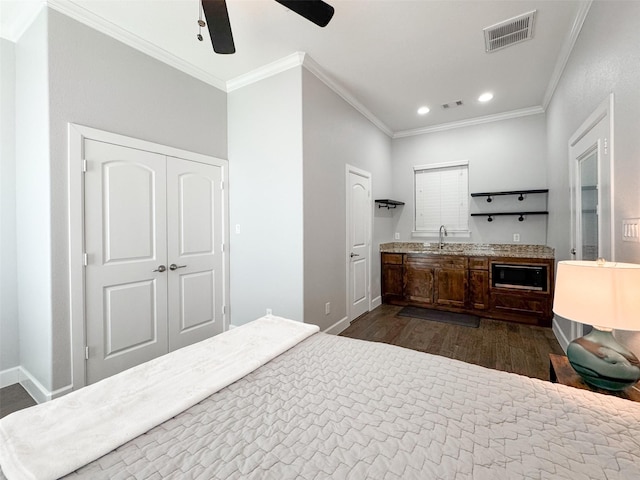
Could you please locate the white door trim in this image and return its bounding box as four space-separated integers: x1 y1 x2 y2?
345 164 372 323
68 123 229 390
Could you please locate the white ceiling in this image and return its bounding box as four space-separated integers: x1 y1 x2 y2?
0 0 590 136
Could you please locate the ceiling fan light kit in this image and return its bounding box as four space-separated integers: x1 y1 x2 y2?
200 0 335 55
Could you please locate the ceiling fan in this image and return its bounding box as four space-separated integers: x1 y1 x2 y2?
200 0 335 54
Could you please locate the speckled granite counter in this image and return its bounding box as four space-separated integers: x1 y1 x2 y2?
380 242 554 259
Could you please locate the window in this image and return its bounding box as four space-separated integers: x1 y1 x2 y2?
414 161 469 236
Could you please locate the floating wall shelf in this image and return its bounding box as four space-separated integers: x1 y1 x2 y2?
375 199 405 209
470 189 549 222
471 211 549 222
470 189 549 203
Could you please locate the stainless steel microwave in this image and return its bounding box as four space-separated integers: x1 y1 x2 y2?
491 263 547 291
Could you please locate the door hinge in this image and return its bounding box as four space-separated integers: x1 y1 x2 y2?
85 346 89 360
604 138 609 155
222 305 226 315
83 253 88 266
221 243 225 252
220 181 224 190
82 159 87 173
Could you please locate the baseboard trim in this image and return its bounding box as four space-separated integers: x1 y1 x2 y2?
552 317 570 353
371 295 382 310
0 367 20 389
16 367 73 404
323 316 350 335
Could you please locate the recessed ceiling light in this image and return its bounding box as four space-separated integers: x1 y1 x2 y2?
417 106 430 115
478 92 494 102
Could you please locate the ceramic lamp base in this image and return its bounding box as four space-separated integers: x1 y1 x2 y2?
567 327 640 391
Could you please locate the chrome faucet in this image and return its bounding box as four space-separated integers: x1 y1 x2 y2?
439 225 448 249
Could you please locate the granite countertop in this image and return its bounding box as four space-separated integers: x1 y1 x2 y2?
380 242 555 259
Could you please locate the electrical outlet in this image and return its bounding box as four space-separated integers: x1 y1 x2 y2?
266 308 272 316
325 302 331 315
513 233 520 242
623 218 640 242
394 232 400 240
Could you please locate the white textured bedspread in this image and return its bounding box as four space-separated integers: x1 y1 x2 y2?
0 316 318 480
59 333 640 480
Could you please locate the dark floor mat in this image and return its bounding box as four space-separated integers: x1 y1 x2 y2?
397 306 480 328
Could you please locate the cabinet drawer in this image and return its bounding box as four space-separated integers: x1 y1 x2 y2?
468 257 488 270
406 255 467 269
382 253 404 265
490 292 546 315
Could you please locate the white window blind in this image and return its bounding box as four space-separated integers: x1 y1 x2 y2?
414 162 469 233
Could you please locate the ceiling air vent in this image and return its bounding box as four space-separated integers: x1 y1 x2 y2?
442 100 464 109
483 10 536 53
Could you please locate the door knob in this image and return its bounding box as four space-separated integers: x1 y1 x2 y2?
350 252 360 258
153 265 167 272
169 264 187 271
570 248 576 255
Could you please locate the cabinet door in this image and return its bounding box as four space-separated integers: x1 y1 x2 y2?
434 268 468 308
382 264 404 299
469 270 489 310
404 261 435 305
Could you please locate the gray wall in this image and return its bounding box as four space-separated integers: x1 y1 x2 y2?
11 8 228 393
228 68 305 326
546 0 640 353
391 114 548 245
0 38 19 377
15 10 53 393
302 68 393 332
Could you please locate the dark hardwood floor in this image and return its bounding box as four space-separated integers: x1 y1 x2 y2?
340 304 565 381
0 383 37 419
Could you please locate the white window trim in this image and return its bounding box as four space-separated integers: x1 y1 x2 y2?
412 160 470 238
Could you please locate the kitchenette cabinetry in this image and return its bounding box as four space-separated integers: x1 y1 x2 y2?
381 245 554 327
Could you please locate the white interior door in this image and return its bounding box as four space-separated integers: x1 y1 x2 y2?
569 96 613 263
347 167 371 321
84 140 168 384
167 157 224 350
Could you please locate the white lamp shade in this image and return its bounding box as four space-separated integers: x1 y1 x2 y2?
553 260 640 331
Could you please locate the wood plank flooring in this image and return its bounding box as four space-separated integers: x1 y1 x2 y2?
0 384 36 419
340 304 565 381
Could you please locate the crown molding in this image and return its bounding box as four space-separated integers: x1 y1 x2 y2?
542 0 592 109
301 54 394 137
226 52 305 92
45 0 226 91
0 1 45 42
393 106 545 139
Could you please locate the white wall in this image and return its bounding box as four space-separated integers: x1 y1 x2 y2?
15 10 53 395
8 8 228 396
391 114 548 245
546 1 640 353
302 68 393 332
228 68 305 326
0 38 19 382
46 9 227 391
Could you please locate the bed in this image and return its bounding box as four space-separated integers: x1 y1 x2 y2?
1 316 640 480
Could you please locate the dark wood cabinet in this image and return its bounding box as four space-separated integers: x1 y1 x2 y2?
404 256 436 305
381 253 405 303
381 252 553 327
433 257 468 308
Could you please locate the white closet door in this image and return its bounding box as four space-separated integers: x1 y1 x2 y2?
84 140 168 384
167 157 224 350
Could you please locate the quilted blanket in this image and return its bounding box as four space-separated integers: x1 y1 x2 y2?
3 332 640 479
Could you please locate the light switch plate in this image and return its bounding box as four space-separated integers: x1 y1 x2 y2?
622 218 640 242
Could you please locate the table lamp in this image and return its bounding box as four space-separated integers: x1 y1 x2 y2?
553 259 640 391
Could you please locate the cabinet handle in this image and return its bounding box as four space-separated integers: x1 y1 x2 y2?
169 264 187 271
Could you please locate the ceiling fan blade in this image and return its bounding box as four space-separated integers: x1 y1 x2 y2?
201 0 235 54
274 0 335 28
